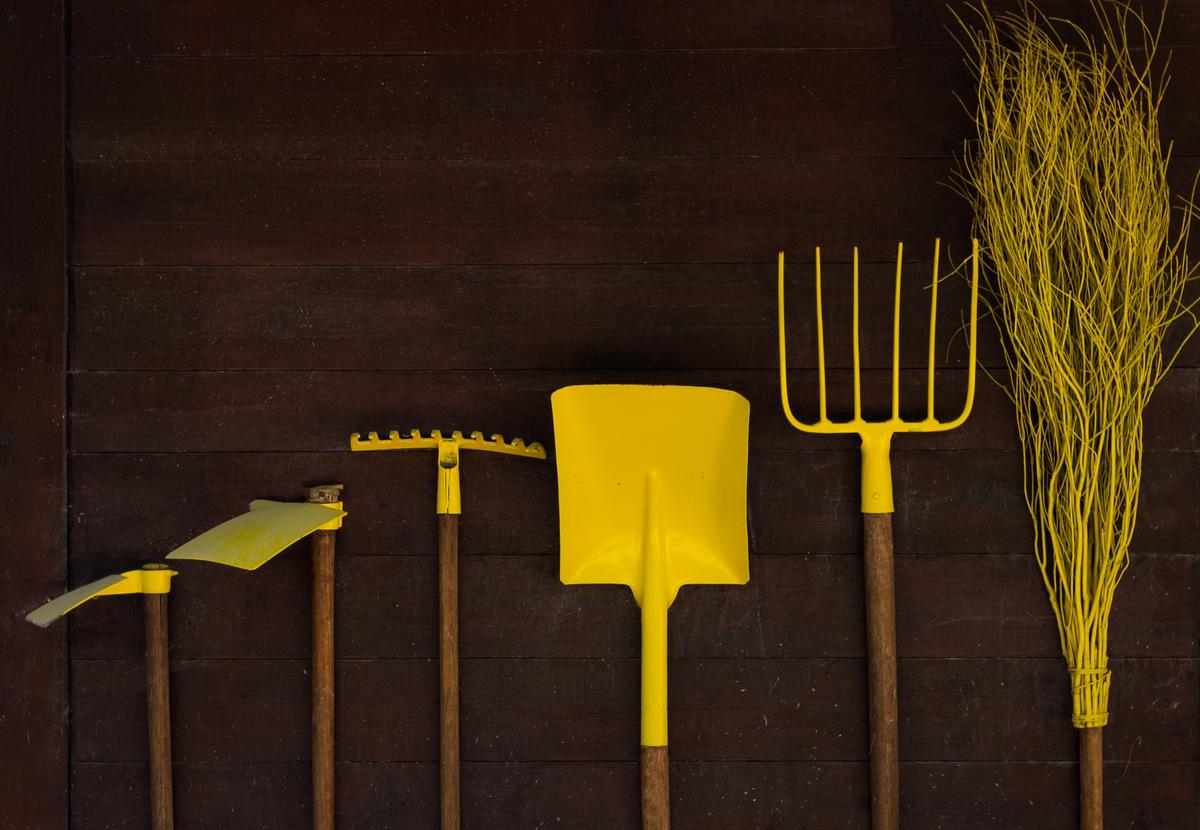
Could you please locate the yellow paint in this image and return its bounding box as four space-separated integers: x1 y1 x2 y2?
317 501 345 530
778 239 980 513
165 500 348 570
26 565 178 628
350 428 546 515
552 385 750 747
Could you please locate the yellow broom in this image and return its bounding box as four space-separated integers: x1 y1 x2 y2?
953 2 1197 827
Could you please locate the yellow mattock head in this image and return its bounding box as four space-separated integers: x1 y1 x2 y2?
778 239 981 512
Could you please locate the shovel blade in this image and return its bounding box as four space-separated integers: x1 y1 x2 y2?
552 385 750 605
165 500 345 570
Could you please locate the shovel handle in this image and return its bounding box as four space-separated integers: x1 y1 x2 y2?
1080 727 1103 830
863 512 899 830
144 592 174 830
440 514 461 830
309 484 341 830
641 745 670 829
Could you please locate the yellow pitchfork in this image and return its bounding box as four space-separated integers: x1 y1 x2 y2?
777 239 979 830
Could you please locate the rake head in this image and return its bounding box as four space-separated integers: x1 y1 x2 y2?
349 428 546 514
777 238 980 511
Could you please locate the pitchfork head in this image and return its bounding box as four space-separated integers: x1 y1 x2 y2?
777 238 980 512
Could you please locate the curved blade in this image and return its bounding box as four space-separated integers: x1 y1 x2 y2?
165 501 346 571
26 573 131 627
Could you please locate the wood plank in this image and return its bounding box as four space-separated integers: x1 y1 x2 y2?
69 260 1000 371
69 51 973 161
69 656 1198 763
67 367 1200 454
66 447 1200 559
69 759 1199 829
70 48 1200 163
65 553 1199 662
0 4 68 829
71 157 971 266
70 0 892 56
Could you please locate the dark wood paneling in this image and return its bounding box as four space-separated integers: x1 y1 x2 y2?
69 759 1200 830
0 3 67 829
70 656 1197 763
70 48 1200 163
70 0 892 56
71 157 971 266
66 552 1199 662
69 51 972 161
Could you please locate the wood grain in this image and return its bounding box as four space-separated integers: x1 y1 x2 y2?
640 745 670 829
439 514 461 830
863 514 899 830
0 3 68 829
308 484 341 830
1080 726 1103 830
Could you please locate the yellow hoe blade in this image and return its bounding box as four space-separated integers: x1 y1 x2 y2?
551 384 750 749
165 500 346 571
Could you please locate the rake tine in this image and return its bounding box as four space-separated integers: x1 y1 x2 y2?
815 247 827 422
892 242 903 420
853 247 862 420
928 238 941 421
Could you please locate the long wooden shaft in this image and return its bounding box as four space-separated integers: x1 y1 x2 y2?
1080 727 1103 830
863 513 900 830
311 528 336 830
641 745 670 829
440 514 461 830
144 592 174 830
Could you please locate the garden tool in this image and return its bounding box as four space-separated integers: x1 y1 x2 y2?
166 490 345 830
349 428 545 830
777 239 979 830
27 564 179 830
551 385 750 830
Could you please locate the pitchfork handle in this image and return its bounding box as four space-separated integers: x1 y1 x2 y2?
144 592 174 830
864 513 900 830
641 745 670 829
440 514 461 830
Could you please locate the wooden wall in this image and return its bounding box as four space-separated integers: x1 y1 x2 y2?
13 0 1200 826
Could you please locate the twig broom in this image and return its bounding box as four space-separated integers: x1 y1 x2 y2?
952 2 1197 827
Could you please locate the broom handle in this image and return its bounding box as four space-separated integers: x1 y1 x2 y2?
1080 727 1103 829
440 514 461 830
144 592 174 830
863 513 900 830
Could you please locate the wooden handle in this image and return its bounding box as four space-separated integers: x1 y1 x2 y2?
440 514 461 830
1080 726 1103 830
311 529 336 830
863 512 900 830
144 593 174 830
640 745 670 830
309 484 341 830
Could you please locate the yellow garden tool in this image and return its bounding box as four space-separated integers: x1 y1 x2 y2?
551 385 750 830
777 239 979 830
349 428 545 830
28 564 179 830
165 490 345 830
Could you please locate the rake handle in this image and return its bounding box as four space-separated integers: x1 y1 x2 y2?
863 513 900 830
1080 727 1103 830
440 513 461 830
144 592 174 830
641 745 670 829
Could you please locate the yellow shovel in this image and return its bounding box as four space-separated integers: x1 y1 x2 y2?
551 384 750 830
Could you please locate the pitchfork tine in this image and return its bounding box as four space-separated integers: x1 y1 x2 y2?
852 247 862 419
928 238 940 420
892 242 903 419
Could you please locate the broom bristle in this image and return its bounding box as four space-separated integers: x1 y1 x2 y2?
953 0 1199 728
